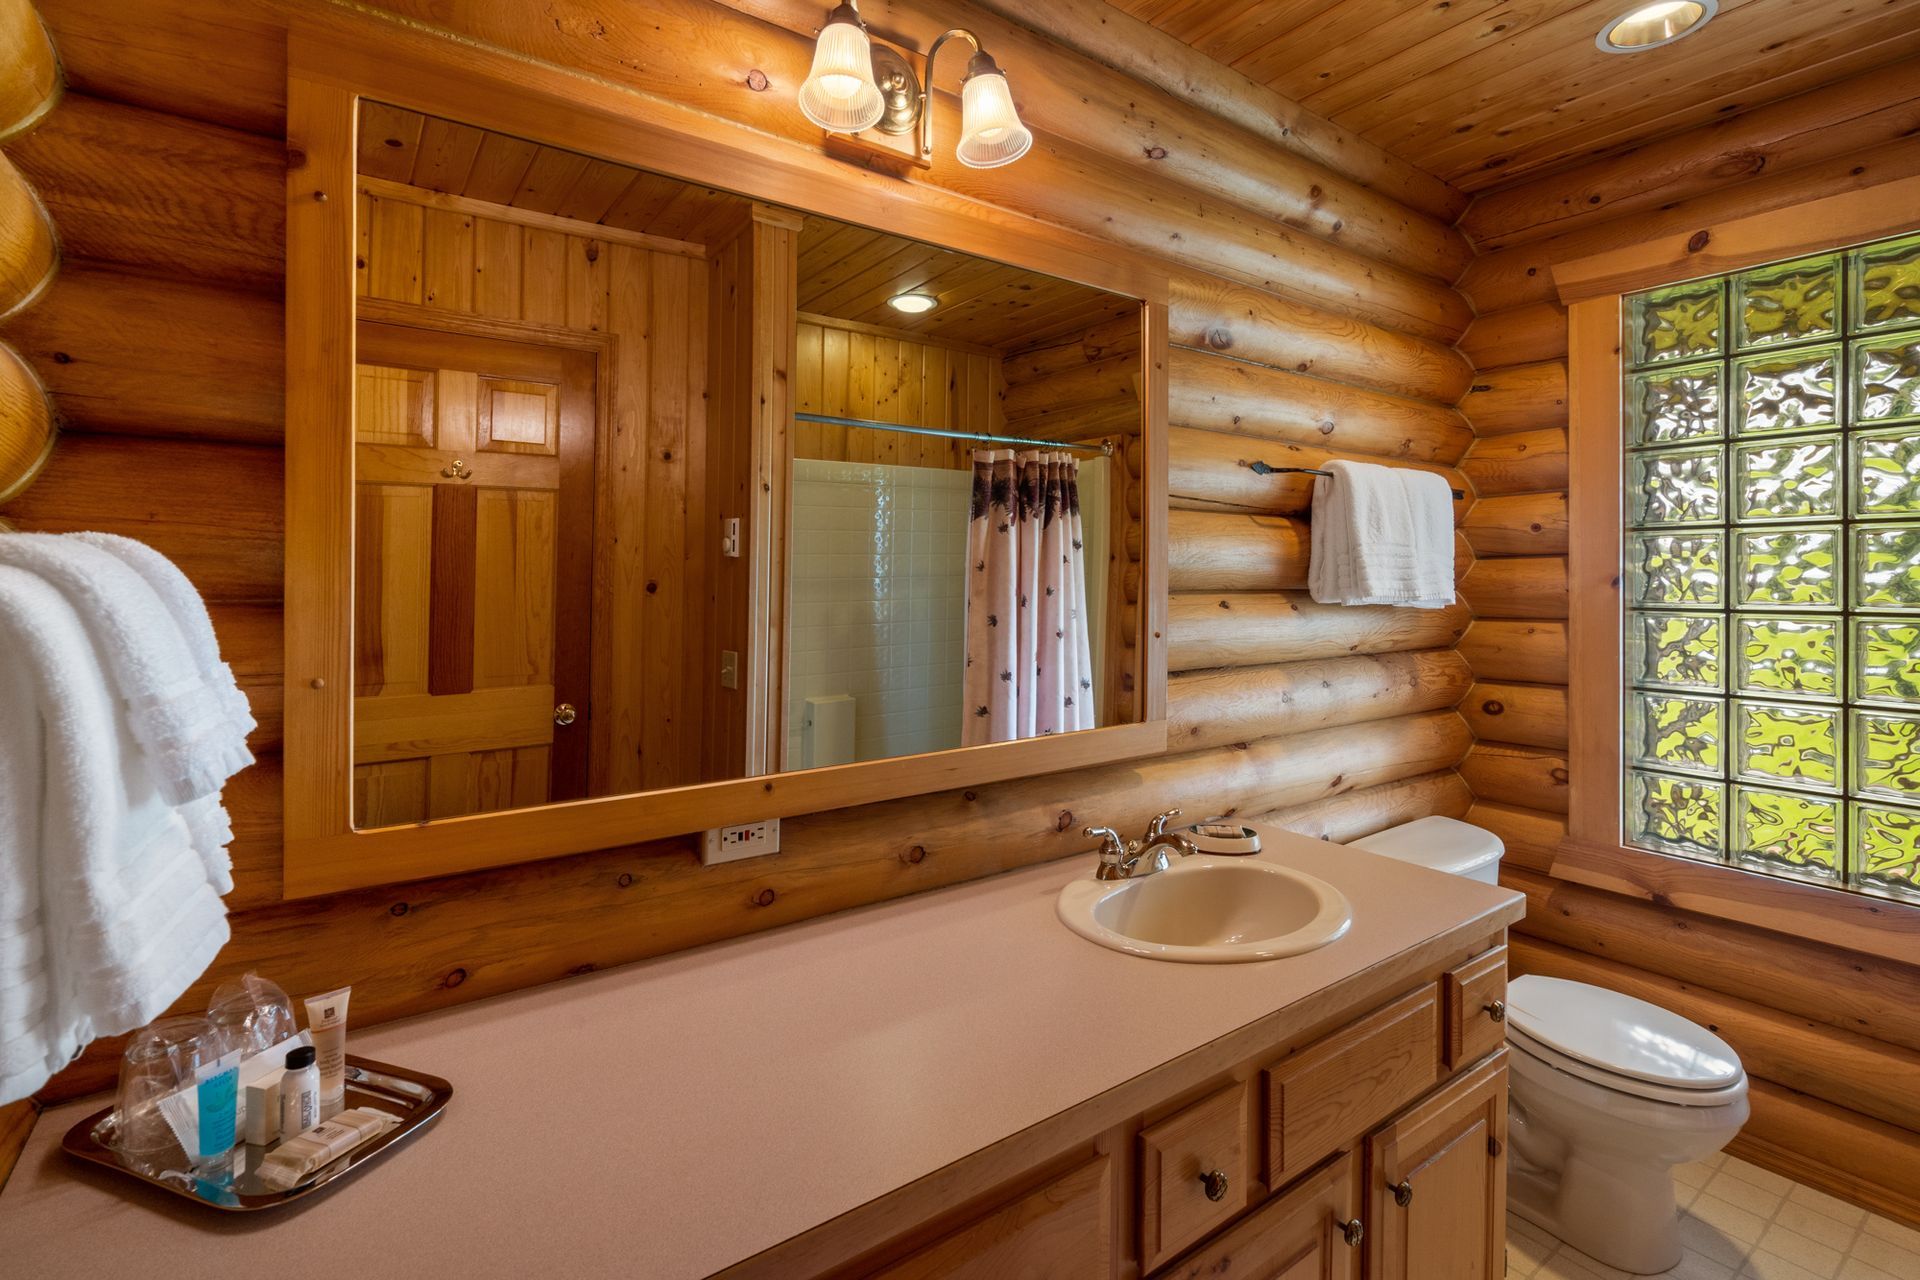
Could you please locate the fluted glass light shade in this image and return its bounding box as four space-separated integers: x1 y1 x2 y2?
798 6 884 133
955 56 1031 169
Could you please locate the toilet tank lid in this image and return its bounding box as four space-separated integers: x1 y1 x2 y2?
1507 975 1743 1091
1347 816 1503 877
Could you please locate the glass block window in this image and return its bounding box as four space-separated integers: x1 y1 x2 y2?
1623 230 1920 904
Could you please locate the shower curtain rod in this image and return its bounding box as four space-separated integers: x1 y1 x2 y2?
792 411 1115 456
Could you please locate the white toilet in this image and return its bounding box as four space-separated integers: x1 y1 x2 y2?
1348 816 1751 1276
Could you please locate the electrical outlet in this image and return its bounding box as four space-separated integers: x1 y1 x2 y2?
719 649 739 689
720 516 741 558
701 818 779 865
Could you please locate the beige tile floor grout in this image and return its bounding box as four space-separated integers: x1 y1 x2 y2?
1506 1153 1920 1280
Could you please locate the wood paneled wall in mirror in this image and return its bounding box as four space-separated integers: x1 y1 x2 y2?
281 63 1166 898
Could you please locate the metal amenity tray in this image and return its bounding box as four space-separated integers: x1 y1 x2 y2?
62 1055 452 1212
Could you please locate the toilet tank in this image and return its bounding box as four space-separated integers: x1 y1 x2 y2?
1346 816 1505 884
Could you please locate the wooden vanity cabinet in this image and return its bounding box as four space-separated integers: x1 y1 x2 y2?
742 938 1512 1280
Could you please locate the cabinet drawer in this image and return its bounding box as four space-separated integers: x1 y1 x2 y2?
870 1153 1113 1279
1445 946 1508 1070
1139 1082 1250 1271
1153 1151 1361 1280
1264 987 1440 1187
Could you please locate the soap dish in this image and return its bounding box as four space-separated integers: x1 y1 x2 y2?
1187 822 1262 855
62 1055 451 1213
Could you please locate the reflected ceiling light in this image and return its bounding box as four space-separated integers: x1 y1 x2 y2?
1596 0 1716 52
799 3 1031 169
888 292 938 314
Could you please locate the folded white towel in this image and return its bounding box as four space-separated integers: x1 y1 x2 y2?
1307 459 1455 610
0 566 230 1106
0 534 253 810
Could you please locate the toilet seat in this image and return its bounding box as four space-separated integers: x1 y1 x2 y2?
1506 975 1744 1107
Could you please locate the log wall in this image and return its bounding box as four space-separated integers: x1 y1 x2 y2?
1 0 1479 1107
1454 58 1920 1225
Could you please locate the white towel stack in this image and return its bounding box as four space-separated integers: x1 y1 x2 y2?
0 533 253 1105
1306 459 1456 610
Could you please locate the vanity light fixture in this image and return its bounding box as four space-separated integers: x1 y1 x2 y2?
1596 0 1716 52
887 292 938 314
798 2 1032 169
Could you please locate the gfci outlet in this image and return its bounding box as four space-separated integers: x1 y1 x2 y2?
701 818 779 865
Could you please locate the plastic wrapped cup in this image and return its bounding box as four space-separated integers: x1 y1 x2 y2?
110 1014 216 1156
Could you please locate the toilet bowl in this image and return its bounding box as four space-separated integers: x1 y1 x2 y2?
1346 818 1751 1275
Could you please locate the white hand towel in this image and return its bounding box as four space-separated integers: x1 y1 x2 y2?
0 566 230 1106
0 534 254 808
1307 460 1455 609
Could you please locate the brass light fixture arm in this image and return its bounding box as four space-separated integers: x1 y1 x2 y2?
918 28 981 158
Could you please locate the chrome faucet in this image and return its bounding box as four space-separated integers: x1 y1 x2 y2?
1086 809 1204 881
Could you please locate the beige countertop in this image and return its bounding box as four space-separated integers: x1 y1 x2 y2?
0 823 1522 1278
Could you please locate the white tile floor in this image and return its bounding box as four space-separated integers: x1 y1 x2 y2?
1506 1152 1920 1279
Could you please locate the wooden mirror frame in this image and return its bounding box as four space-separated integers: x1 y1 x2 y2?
282 15 1170 900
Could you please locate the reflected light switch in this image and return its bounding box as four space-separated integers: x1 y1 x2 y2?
720 650 739 689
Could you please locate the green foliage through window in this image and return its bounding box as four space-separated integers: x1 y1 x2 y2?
1624 230 1920 903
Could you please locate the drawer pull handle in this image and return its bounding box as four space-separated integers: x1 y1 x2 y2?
1340 1217 1365 1247
1199 1169 1229 1202
1485 1000 1507 1023
1391 1179 1413 1208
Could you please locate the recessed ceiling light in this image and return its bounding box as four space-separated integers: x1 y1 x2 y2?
1597 0 1716 53
888 292 937 314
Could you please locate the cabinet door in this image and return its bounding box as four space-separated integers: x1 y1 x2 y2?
869 1153 1112 1280
1155 1151 1362 1280
1364 1051 1507 1280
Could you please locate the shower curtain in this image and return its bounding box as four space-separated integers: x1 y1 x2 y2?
963 449 1096 745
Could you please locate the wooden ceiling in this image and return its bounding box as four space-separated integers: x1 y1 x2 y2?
1106 0 1920 193
355 103 1128 352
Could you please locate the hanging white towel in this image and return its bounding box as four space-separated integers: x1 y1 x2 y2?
0 565 230 1106
1307 460 1455 609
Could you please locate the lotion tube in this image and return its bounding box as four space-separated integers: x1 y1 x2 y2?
302 986 352 1104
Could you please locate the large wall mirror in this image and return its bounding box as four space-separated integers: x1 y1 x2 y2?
282 35 1167 897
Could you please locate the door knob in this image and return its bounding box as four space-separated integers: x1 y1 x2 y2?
554 703 577 726
1340 1217 1365 1247
1199 1169 1229 1202
441 458 472 480
1485 1000 1507 1023
1391 1179 1413 1207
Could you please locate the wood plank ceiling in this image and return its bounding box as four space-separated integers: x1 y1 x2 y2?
356 103 1130 352
1107 0 1920 193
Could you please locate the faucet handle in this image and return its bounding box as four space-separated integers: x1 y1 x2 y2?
1142 809 1183 843
1083 825 1129 866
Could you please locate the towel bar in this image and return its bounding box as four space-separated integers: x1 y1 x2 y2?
1247 460 1465 501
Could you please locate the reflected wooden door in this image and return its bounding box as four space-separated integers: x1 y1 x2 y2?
352 320 596 827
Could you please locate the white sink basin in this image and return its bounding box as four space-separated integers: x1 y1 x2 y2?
1056 856 1353 963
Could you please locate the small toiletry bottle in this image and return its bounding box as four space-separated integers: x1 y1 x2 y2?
280 1045 320 1141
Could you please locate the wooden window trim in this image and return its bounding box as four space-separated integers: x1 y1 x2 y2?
1555 194 1920 968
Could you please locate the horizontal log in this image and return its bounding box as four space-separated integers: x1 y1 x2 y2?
1459 743 1568 815
1460 428 1568 498
1459 136 1920 314
1460 556 1568 620
45 709 1475 1102
1163 509 1307 592
1000 354 1137 420
1471 802 1564 873
1505 866 1920 1050
1 264 283 444
1460 681 1568 750
1259 770 1475 846
221 753 287 910
1169 271 1473 406
0 151 56 320
967 0 1469 225
1460 360 1566 436
0 0 59 141
1457 302 1567 370
0 431 282 601
1733 1079 1920 1229
1461 68 1920 252
209 600 284 754
1167 591 1469 671
6 92 285 290
1001 316 1139 378
0 341 55 504
1168 347 1472 464
1512 935 1920 1138
1166 425 1470 519
1462 491 1568 557
1167 650 1472 752
1458 620 1568 685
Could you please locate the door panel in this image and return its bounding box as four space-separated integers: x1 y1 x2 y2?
353 319 596 826
1154 1150 1361 1280
1365 1051 1507 1280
